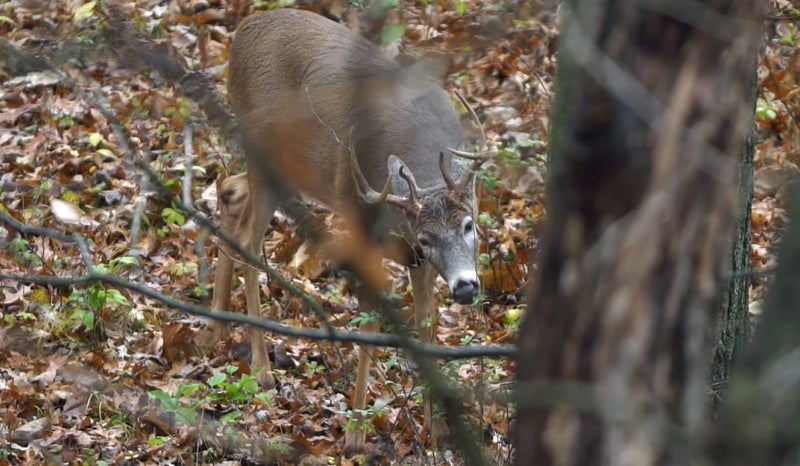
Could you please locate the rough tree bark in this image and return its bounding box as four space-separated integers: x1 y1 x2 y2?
710 97 754 412
515 1 762 465
709 184 800 464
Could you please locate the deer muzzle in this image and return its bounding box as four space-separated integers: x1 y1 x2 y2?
450 272 480 304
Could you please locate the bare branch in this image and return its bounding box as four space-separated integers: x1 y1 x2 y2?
0 211 514 359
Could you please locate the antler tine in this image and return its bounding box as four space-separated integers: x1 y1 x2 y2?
456 90 489 151
448 91 497 193
349 147 421 215
439 152 456 190
398 165 421 209
448 147 495 161
350 143 379 201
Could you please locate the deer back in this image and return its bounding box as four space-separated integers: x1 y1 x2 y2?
228 8 464 208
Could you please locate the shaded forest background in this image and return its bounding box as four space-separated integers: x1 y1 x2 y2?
0 0 798 465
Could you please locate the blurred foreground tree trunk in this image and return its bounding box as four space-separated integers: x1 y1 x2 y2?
515 1 762 465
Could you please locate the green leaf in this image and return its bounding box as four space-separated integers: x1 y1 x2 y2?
71 309 93 329
453 0 467 16
105 289 130 307
87 132 104 148
380 23 405 45
96 148 115 158
147 436 169 446
220 411 242 423
238 376 259 395
111 255 140 269
161 207 186 226
175 382 204 398
149 390 178 411
207 373 226 387
74 1 97 21
255 392 273 405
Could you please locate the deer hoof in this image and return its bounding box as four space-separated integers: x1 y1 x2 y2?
343 429 366 455
256 371 276 389
206 320 230 342
429 417 449 448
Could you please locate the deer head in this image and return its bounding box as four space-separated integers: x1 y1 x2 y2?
352 150 485 304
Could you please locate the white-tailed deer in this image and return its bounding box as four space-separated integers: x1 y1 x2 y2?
209 8 485 453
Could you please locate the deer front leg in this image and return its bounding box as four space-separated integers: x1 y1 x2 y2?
243 254 274 388
409 263 446 445
209 243 233 341
342 250 387 454
209 174 250 342
344 317 379 455
242 176 277 389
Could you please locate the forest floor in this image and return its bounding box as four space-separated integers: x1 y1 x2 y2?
0 0 796 465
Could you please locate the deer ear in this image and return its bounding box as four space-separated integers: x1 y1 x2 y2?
449 158 475 199
388 155 417 198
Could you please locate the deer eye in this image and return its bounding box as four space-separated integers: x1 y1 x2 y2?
463 218 474 234
417 235 433 248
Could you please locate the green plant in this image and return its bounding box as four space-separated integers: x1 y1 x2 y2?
170 261 197 277
4 310 36 326
254 0 296 9
303 360 326 377
147 436 172 446
31 181 51 203
206 366 270 405
384 354 405 372
505 306 524 332
161 207 185 227
53 114 76 129
483 358 509 382
779 30 797 46
478 164 500 190
109 255 140 273
756 98 778 121
73 0 99 21
460 334 476 345
60 266 131 340
380 23 405 45
149 366 273 431
8 238 43 267
268 442 291 456
350 311 381 327
343 408 380 435
149 383 204 425
325 287 344 305
478 212 497 228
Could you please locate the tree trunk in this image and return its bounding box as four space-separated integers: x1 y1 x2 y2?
515 1 762 465
709 186 800 464
709 96 755 412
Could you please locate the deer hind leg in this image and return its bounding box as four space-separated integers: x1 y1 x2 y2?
212 172 277 388
344 276 382 454
409 263 447 445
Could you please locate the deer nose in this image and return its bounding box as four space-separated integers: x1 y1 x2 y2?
453 278 479 304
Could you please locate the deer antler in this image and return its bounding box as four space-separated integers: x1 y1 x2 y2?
439 152 456 190
448 147 496 160
446 91 496 194
350 147 422 215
